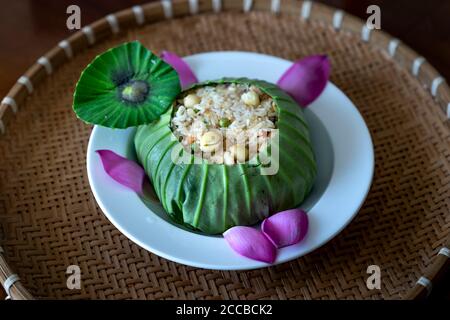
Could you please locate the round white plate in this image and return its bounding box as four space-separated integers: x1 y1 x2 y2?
87 51 374 270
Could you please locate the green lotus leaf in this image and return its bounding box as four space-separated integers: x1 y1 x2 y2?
134 78 317 234
73 41 181 129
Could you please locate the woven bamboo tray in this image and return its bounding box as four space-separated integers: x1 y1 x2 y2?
0 0 449 300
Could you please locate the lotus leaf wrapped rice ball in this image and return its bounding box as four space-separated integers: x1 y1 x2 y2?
134 78 316 234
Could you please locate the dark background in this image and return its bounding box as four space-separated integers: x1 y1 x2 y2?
0 0 448 300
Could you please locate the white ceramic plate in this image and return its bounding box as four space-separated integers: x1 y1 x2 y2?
87 51 374 270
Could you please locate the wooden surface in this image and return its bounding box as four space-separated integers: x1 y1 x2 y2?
0 0 448 300
0 0 449 98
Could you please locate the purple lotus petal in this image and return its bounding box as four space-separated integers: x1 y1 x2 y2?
161 51 198 89
277 55 330 107
223 226 276 263
261 209 309 248
96 150 145 193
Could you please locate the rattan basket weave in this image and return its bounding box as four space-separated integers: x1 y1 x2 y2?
0 0 449 300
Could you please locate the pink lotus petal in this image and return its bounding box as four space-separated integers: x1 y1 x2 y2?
96 150 145 193
161 51 198 89
223 226 276 263
277 55 330 107
261 209 309 248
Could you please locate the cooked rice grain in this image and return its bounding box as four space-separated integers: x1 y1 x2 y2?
171 83 277 164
